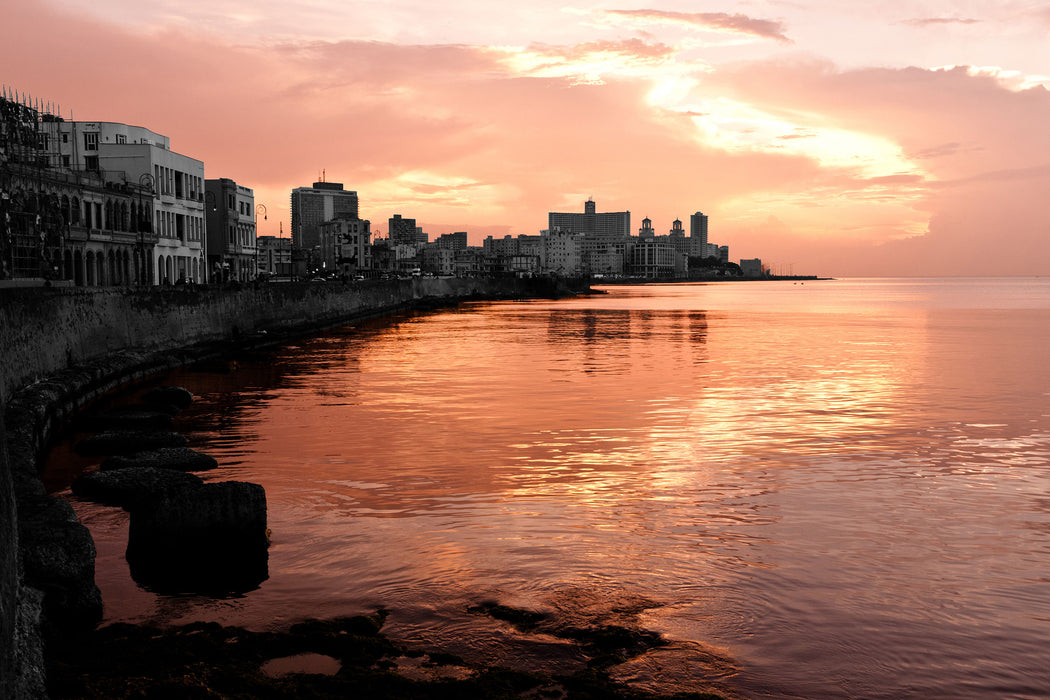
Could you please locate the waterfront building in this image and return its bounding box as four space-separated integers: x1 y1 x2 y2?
482 235 519 257
290 181 358 250
423 246 456 276
542 228 584 276
627 239 680 278
204 178 256 282
1 94 155 286
454 248 482 276
319 215 372 276
52 118 205 284
256 235 292 278
740 258 765 278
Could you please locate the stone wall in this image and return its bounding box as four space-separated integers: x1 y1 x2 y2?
0 274 583 698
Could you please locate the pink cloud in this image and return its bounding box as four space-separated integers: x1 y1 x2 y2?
604 9 792 43
702 59 1050 275
901 18 981 27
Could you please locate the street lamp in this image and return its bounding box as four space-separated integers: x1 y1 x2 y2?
138 173 154 285
255 204 266 279
204 190 218 283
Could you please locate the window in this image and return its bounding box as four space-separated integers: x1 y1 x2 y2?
85 155 99 171
62 155 70 167
116 134 126 144
84 132 98 151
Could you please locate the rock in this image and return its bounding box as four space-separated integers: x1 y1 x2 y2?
101 447 219 472
142 386 194 410
75 430 188 456
17 495 103 634
79 409 175 432
135 401 183 416
72 467 204 511
126 481 269 595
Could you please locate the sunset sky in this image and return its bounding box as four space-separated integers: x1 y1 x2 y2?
4 1 1050 276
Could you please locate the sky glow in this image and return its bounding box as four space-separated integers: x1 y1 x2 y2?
5 0 1050 275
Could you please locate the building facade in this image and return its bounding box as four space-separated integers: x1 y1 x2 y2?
690 211 709 256
388 214 427 246
256 235 292 278
205 178 256 282
290 181 358 250
2 94 158 286
319 215 372 276
54 120 206 284
548 199 631 241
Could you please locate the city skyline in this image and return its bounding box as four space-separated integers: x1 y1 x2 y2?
4 1 1049 276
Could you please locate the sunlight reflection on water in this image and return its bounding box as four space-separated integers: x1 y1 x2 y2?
54 278 1050 699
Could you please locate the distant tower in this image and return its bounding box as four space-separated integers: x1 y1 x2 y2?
639 217 655 238
669 218 684 237
690 211 709 255
290 181 358 249
584 199 596 215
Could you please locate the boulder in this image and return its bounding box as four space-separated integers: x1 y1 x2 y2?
72 467 204 511
142 386 194 410
75 430 188 456
126 481 269 595
17 495 103 634
101 447 219 473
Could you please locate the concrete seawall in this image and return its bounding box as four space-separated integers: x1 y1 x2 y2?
0 275 585 698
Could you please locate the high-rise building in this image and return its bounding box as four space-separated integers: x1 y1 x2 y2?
548 199 630 241
690 211 709 256
290 182 358 250
435 231 468 250
388 214 427 246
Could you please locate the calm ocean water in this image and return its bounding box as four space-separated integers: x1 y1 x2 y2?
56 277 1050 698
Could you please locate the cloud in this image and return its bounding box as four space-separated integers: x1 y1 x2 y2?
901 17 981 27
603 9 791 43
698 58 1050 275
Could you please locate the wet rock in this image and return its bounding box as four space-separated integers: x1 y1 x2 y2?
17 495 103 634
72 467 204 510
142 386 194 410
75 430 188 456
101 447 219 472
126 481 269 595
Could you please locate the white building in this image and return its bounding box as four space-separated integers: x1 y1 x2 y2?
55 121 206 284
542 228 583 276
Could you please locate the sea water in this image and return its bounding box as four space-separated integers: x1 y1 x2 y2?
56 277 1050 698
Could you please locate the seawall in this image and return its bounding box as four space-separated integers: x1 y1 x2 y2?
0 275 585 698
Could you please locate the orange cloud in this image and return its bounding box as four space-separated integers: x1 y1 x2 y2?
603 9 792 43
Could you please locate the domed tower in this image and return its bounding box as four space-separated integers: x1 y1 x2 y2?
639 217 655 238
